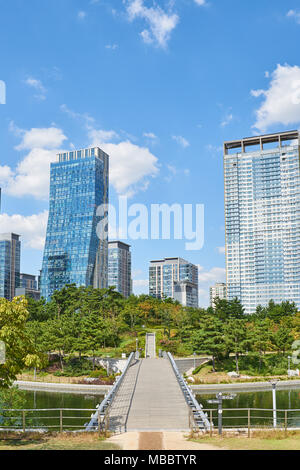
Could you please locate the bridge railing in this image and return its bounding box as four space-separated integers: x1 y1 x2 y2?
85 351 136 431
0 408 107 434
165 352 212 432
1 407 299 435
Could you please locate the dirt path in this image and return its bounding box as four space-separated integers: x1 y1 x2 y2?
107 432 223 451
138 433 164 450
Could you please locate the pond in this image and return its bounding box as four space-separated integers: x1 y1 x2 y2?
197 387 300 429
1 391 105 432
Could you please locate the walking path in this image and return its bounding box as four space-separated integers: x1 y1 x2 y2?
107 432 223 450
108 359 141 433
125 358 190 432
145 333 156 358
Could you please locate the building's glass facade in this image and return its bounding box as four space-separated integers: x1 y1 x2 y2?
108 241 132 298
149 257 198 307
15 273 40 301
0 233 20 300
224 131 300 314
41 147 109 301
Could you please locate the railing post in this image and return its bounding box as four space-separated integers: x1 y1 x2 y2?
285 410 288 436
105 411 110 435
60 409 63 433
248 409 251 438
22 411 26 433
98 408 101 437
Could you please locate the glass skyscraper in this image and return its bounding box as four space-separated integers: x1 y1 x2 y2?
108 241 132 298
41 147 109 301
149 257 199 307
0 233 20 300
224 130 300 314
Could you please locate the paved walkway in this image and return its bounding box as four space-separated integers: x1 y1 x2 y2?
125 358 190 431
108 432 223 450
108 359 141 434
145 333 156 358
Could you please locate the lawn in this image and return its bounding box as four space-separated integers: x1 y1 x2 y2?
192 430 300 450
0 432 121 451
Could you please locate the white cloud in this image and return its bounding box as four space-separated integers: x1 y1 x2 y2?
251 64 300 132
194 0 207 5
78 11 87 20
217 246 225 255
198 266 226 283
197 265 226 307
172 135 190 148
220 113 233 127
60 104 95 125
0 211 48 250
61 105 160 196
24 77 47 100
143 132 157 139
132 279 149 296
95 139 159 196
15 127 67 151
105 44 118 50
0 125 67 199
133 279 149 287
287 9 300 24
125 0 179 48
88 128 119 143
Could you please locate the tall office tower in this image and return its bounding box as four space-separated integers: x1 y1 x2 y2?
149 257 199 307
210 282 227 307
0 233 21 300
108 241 132 298
41 147 109 301
224 130 300 315
15 273 40 301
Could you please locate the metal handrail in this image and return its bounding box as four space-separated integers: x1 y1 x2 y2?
85 352 136 431
166 352 211 431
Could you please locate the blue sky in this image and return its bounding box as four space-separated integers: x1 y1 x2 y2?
1 0 300 306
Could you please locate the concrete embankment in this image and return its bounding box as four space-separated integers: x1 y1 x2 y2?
14 378 300 396
192 380 300 394
14 380 112 395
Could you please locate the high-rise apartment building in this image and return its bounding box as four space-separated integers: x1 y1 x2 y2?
0 233 21 300
41 147 109 301
149 257 198 307
210 282 227 307
108 241 132 298
224 130 300 314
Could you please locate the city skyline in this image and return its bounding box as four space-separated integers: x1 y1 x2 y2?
1 1 300 306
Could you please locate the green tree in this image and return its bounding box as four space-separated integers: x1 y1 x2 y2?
190 316 225 372
0 297 43 387
273 326 294 354
248 319 273 371
224 319 249 374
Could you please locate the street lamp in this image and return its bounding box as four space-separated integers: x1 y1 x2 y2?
193 352 196 370
269 380 278 428
288 356 291 376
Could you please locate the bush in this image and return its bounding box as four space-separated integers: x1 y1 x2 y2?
89 368 108 379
